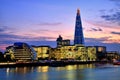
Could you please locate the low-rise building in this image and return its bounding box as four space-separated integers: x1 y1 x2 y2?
32 46 50 60
94 46 106 60
4 42 37 62
49 45 97 61
56 35 70 47
87 46 96 61
106 51 120 61
14 42 37 61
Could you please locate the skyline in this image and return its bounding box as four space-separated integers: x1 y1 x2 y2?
0 0 120 52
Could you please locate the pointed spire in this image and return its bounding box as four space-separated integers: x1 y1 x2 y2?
74 8 84 45
77 8 80 15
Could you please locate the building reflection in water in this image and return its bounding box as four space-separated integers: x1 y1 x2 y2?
66 65 77 70
56 64 95 71
6 66 49 73
6 68 10 76
36 66 49 80
5 64 94 80
37 66 49 72
77 64 95 69
6 64 94 74
6 67 33 74
55 64 95 80
3 64 120 80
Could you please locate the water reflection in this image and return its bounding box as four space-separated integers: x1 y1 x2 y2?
1 64 120 80
6 67 33 74
37 66 48 72
5 64 95 74
56 64 95 71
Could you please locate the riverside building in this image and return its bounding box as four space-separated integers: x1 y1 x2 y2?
13 42 37 61
56 35 70 47
32 46 50 60
4 42 37 61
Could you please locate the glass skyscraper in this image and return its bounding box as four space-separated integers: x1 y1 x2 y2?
74 9 84 45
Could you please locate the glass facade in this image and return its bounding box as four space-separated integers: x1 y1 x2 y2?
74 9 84 45
14 42 37 61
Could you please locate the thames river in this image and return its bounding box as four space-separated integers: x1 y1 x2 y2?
0 64 120 80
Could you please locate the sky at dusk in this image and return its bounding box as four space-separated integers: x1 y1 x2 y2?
0 0 120 52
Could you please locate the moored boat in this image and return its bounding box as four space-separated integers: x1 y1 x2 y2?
113 59 120 65
113 62 120 65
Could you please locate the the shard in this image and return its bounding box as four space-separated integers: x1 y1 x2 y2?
74 9 84 45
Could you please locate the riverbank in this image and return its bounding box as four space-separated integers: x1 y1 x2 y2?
0 60 107 68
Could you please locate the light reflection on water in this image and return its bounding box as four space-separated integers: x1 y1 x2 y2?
1 64 120 80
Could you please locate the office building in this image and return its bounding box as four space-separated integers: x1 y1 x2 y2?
13 42 37 61
32 46 50 60
74 9 84 45
56 35 70 47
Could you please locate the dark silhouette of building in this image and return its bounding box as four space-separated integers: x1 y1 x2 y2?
106 51 120 61
74 9 84 45
0 51 4 62
95 46 106 60
56 35 70 47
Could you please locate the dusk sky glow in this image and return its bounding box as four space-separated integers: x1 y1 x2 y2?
0 0 120 52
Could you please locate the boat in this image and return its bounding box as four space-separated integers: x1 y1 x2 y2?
113 61 120 65
112 59 120 65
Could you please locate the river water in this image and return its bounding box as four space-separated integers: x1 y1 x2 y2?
0 64 120 80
